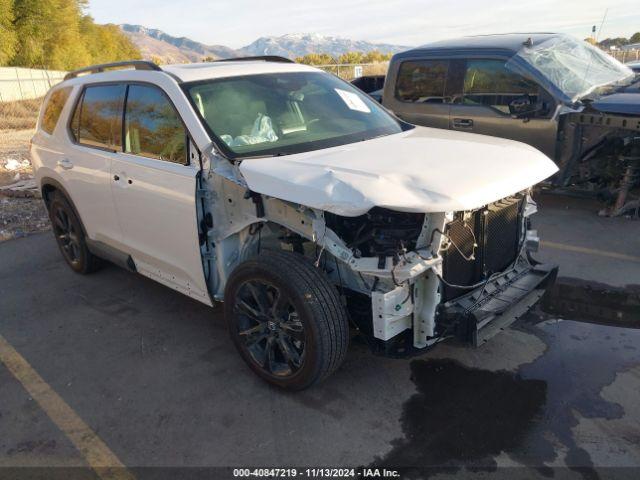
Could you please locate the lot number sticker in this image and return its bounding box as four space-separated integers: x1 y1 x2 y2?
335 88 371 113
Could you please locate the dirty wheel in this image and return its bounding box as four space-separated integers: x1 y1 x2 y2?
48 191 101 274
224 250 349 390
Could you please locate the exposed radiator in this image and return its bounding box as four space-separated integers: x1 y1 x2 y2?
441 195 524 301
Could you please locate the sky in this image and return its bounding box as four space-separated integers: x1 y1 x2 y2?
88 0 640 48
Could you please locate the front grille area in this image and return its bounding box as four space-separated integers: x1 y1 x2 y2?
441 195 524 301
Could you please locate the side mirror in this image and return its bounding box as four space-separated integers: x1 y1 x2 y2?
509 95 537 118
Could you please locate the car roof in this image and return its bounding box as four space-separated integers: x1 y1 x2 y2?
161 60 318 83
394 33 562 59
58 59 321 87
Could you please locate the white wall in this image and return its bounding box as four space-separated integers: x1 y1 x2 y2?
0 67 66 102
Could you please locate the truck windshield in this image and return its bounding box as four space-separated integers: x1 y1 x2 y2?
184 71 404 159
510 35 635 103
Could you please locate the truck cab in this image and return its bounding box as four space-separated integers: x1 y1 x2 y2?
357 34 640 215
382 34 560 159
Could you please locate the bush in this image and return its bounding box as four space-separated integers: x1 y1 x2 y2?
0 98 43 130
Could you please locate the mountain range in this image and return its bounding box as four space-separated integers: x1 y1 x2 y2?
120 24 409 63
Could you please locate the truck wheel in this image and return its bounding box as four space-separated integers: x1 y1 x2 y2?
48 191 101 274
224 250 349 390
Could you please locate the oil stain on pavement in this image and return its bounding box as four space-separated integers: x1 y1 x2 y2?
376 359 547 471
375 278 640 478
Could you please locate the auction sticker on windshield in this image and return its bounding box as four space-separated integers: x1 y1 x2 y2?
335 88 371 113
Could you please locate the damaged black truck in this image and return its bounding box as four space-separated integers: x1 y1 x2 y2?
354 33 640 216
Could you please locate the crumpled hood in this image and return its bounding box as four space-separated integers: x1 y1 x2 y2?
591 91 640 116
238 126 558 216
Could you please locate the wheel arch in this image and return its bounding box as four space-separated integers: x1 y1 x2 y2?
40 177 88 237
209 219 316 300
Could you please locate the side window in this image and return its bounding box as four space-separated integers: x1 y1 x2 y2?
71 84 126 150
395 60 449 103
462 59 539 113
124 84 187 164
42 87 72 134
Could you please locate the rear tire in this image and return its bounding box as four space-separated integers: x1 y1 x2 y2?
48 191 101 274
224 250 349 390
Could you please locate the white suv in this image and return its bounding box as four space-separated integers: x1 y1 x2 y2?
32 58 558 390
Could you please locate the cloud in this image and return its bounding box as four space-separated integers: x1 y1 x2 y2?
89 0 640 48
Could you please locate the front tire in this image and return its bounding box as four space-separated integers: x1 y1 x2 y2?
224 250 349 390
48 191 101 274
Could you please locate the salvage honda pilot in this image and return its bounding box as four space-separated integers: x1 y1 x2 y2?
32 57 559 390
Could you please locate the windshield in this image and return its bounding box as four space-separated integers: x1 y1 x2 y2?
184 71 404 158
510 35 634 102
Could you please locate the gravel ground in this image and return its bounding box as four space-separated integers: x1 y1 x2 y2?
0 129 50 242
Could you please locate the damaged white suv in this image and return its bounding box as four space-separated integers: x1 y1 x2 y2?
32 58 559 390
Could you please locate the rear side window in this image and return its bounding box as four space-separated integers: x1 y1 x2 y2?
70 84 126 150
41 87 72 134
124 84 187 164
395 60 449 103
462 59 539 113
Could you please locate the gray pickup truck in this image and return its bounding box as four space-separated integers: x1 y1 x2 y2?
354 33 640 216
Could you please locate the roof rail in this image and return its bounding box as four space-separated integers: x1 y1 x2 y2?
64 60 162 81
215 56 295 64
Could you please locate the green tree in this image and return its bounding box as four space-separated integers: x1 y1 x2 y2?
12 0 90 69
0 0 17 64
630 32 640 44
338 51 364 64
9 0 140 69
295 53 335 65
80 18 140 64
361 50 392 63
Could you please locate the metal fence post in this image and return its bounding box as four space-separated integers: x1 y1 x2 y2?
14 68 24 100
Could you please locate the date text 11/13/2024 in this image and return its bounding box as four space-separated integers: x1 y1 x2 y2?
232 468 401 478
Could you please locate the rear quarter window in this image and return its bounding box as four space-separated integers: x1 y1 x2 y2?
41 87 72 134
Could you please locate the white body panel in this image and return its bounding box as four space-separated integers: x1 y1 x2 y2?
110 153 209 302
32 60 553 336
239 126 558 216
31 85 123 246
162 61 317 83
33 69 212 304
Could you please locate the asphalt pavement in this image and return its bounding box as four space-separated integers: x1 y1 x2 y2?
0 193 639 479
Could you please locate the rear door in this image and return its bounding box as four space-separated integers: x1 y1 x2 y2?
64 83 126 246
383 59 451 129
110 83 210 304
447 58 558 158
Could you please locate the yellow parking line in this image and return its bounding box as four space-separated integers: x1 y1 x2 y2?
541 240 640 263
0 334 135 480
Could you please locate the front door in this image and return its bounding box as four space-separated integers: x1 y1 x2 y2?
448 58 558 159
110 83 210 304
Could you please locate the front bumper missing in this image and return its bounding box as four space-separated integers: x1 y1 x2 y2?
437 260 558 346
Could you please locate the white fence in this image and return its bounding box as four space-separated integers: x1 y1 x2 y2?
0 67 66 102
315 62 389 81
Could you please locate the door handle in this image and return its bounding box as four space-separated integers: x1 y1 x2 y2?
453 118 474 129
57 158 74 170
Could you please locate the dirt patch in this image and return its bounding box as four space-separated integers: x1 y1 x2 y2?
0 128 49 242
0 98 42 131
